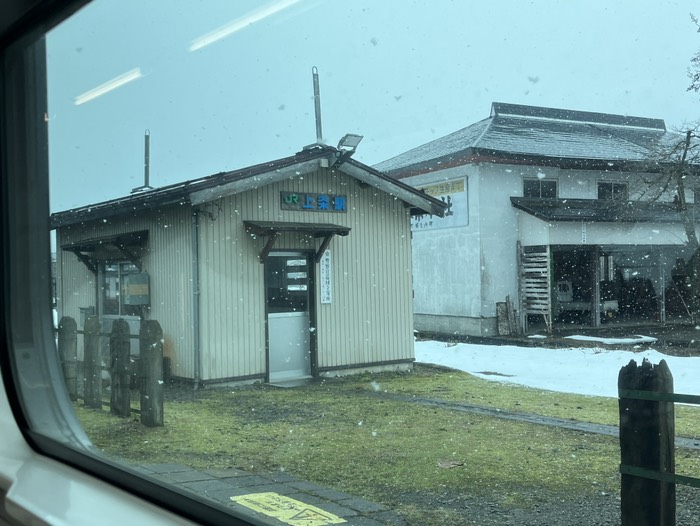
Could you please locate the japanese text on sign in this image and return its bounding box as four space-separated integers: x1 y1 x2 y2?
231 492 346 525
411 177 468 231
320 250 332 304
281 192 347 213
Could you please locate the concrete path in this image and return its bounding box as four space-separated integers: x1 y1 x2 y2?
373 391 700 450
137 463 407 525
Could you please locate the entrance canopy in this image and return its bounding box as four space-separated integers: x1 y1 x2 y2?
510 197 696 223
243 221 351 263
61 230 149 274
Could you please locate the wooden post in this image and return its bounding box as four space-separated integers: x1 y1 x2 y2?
57 316 78 401
109 319 131 417
618 359 675 526
83 315 102 409
139 319 164 427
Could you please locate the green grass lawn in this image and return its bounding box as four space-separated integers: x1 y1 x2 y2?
331 364 700 438
75 364 700 525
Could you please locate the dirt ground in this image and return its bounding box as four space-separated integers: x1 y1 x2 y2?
392 485 699 526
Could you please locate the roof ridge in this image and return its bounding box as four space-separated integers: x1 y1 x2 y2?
373 117 490 171
491 102 666 131
471 113 494 148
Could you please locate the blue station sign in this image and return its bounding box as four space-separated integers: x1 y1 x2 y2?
280 192 347 213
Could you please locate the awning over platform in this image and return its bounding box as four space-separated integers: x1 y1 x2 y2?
243 221 350 263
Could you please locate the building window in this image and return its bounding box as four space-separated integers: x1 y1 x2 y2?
523 179 557 198
598 181 628 201
100 262 142 317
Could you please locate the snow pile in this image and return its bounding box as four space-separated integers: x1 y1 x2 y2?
414 338 700 398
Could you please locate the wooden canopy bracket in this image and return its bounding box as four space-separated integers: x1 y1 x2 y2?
69 249 98 276
315 234 335 263
114 241 143 271
259 232 279 263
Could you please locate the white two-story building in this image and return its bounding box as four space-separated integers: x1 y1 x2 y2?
376 102 698 335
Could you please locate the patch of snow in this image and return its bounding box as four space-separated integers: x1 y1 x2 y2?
565 334 656 345
528 334 547 339
415 340 700 398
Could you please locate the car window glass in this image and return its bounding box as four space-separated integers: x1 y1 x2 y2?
43 2 700 524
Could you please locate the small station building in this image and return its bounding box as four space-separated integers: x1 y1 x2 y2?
51 144 446 386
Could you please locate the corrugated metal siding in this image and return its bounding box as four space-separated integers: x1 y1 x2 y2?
313 177 414 369
197 167 414 380
55 229 95 360
55 207 194 377
197 199 266 381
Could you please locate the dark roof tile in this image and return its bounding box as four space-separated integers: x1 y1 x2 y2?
375 102 676 176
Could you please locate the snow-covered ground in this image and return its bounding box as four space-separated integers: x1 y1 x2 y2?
414 336 700 398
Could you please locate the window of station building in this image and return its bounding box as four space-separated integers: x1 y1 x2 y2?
266 256 310 314
100 262 143 317
523 178 558 198
598 181 629 201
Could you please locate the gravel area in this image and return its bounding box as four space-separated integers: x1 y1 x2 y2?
395 485 700 525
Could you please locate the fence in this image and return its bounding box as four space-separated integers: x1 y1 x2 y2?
57 314 164 427
618 358 700 526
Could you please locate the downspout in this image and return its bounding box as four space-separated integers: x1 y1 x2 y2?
191 209 201 390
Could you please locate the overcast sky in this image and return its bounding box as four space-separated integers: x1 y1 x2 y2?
47 0 700 212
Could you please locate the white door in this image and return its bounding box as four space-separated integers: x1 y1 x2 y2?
265 253 312 382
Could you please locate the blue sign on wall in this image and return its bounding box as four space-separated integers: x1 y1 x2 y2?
281 192 347 213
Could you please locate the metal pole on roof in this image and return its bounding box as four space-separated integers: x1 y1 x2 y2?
312 66 323 144
144 129 150 188
131 129 153 193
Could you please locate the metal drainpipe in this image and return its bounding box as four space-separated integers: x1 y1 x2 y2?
191 209 201 390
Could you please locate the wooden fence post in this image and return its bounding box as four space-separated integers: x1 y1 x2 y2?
110 319 131 417
57 316 78 401
83 315 102 409
140 319 163 427
618 358 675 526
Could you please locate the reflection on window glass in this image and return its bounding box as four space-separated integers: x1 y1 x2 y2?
266 256 310 313
100 263 143 317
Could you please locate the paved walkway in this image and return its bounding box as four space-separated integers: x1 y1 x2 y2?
137 463 407 525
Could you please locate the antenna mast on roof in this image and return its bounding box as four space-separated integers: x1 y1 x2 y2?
312 66 324 144
131 129 154 194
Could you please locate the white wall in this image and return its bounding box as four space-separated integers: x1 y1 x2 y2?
549 221 696 246
406 166 480 318
476 164 523 319
402 159 698 337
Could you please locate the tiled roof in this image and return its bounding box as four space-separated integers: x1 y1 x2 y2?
375 102 674 175
374 118 491 173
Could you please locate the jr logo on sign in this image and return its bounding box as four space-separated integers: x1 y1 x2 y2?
281 192 347 213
